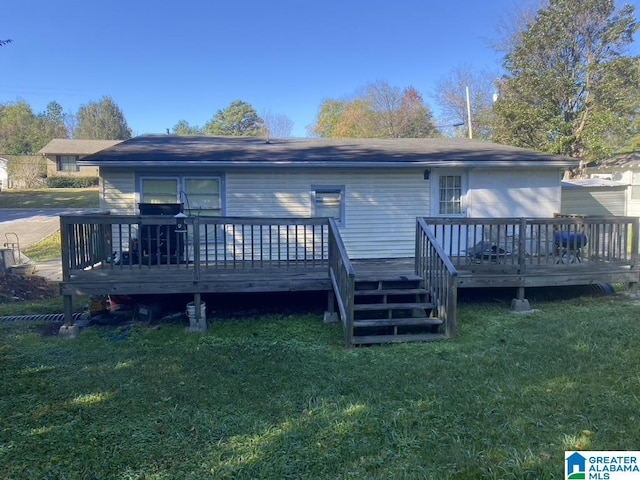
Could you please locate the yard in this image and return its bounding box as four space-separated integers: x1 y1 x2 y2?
1 289 639 479
0 188 99 209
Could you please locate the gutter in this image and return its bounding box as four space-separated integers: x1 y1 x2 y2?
81 160 577 169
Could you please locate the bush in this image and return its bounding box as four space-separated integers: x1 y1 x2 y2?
46 176 99 188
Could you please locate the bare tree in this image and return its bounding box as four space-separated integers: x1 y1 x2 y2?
432 65 497 139
7 155 46 188
490 0 542 53
261 111 294 139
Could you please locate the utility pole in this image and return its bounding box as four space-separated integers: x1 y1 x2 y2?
465 86 473 139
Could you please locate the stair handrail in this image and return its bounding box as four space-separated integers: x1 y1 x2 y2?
415 218 459 338
328 218 355 346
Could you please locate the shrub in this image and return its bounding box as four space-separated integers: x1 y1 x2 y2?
46 176 99 188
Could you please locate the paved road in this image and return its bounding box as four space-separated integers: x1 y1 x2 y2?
0 209 97 281
0 208 95 224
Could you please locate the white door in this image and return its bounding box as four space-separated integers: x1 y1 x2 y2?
429 169 474 255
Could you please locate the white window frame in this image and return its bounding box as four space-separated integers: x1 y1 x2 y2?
311 185 345 226
430 170 467 217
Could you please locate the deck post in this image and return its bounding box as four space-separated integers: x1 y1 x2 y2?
59 295 79 339
324 289 338 324
187 292 207 333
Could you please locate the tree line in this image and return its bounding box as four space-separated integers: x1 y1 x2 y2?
0 96 132 155
2 0 639 164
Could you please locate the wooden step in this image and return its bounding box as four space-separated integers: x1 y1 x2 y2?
354 288 427 297
355 274 422 283
354 302 434 311
353 318 443 328
351 333 447 345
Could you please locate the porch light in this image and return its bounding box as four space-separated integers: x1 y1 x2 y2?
424 169 431 180
174 212 188 233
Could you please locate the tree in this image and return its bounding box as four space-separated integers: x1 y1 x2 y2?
0 39 11 47
171 120 203 135
74 96 132 140
492 0 640 163
39 101 69 139
0 100 47 154
7 155 46 188
204 101 263 136
261 111 294 138
312 81 438 138
0 100 72 154
433 66 496 140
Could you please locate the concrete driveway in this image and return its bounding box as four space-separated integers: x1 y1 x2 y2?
0 209 94 281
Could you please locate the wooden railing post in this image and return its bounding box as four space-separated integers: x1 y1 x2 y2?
192 216 200 280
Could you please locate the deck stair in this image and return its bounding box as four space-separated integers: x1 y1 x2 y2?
350 274 446 345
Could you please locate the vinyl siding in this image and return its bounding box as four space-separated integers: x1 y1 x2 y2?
226 169 429 259
561 188 627 216
467 169 562 217
101 167 137 214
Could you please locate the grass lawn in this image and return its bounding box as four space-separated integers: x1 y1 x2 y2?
23 231 61 263
0 188 99 209
1 291 639 479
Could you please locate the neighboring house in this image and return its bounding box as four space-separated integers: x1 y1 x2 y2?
561 178 628 216
587 152 640 218
38 139 122 177
0 157 7 190
80 135 576 259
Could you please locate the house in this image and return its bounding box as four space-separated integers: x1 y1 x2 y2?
38 139 122 178
80 135 576 259
587 152 640 218
561 178 628 216
59 136 638 345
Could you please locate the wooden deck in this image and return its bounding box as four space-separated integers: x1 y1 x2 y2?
59 213 640 345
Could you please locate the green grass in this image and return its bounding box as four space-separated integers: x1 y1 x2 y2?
23 231 61 263
1 292 639 479
0 188 99 209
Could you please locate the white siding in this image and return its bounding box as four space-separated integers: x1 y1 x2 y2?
226 169 429 259
561 188 627 216
467 169 562 217
101 168 137 214
101 168 138 253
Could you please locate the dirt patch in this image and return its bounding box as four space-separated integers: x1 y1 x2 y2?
0 274 59 303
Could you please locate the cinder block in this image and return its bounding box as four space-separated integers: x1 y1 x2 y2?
58 325 80 339
511 298 531 312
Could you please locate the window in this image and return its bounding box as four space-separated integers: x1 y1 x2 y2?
57 155 79 172
312 186 344 225
438 175 463 215
140 176 222 216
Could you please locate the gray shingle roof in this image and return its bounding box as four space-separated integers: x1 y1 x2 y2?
38 139 123 156
79 135 577 168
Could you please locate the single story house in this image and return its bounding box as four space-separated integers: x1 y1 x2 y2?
61 136 640 344
80 135 576 259
38 139 122 178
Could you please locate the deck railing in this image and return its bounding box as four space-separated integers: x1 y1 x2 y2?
60 214 331 278
415 218 458 338
423 216 640 270
328 218 355 346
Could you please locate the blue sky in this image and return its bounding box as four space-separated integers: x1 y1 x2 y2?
2 0 640 138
